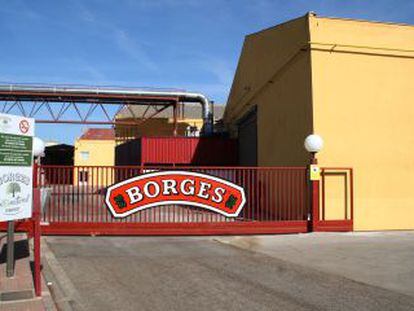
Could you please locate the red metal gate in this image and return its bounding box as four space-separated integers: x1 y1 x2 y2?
314 167 354 232
38 166 311 235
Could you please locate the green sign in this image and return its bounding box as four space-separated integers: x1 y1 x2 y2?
0 133 33 166
0 113 34 222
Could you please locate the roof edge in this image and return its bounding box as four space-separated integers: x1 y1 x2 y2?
313 14 414 29
246 12 313 37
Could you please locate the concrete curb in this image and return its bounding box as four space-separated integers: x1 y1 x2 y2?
40 237 86 311
27 238 56 311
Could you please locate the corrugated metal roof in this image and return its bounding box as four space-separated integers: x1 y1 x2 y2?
79 128 115 140
116 103 226 120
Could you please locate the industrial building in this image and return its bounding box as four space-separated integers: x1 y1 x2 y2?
115 103 225 140
1 13 413 234
71 105 229 171
73 128 116 186
224 12 414 231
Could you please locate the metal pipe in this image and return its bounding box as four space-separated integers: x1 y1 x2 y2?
0 83 214 135
309 41 414 54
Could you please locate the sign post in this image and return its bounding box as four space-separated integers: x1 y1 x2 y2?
6 221 14 277
0 113 34 277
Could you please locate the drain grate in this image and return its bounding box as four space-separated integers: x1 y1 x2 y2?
0 290 34 301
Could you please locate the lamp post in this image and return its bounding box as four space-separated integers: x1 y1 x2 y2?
304 134 323 231
32 136 45 192
32 137 45 188
33 137 46 159
304 134 323 164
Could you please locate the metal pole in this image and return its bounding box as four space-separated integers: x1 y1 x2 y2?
33 158 42 296
310 152 319 232
6 221 15 277
33 188 41 296
173 102 178 137
311 179 320 232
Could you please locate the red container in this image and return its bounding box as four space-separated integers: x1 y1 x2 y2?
116 136 237 166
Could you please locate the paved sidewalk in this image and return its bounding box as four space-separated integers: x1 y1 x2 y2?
217 231 414 297
0 233 46 310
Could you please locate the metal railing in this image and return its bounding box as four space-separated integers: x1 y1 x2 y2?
320 167 354 222
38 165 310 224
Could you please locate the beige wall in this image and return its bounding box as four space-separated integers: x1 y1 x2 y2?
74 139 116 166
310 16 414 230
74 139 116 186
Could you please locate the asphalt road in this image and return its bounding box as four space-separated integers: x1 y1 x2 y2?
43 236 414 311
219 232 414 297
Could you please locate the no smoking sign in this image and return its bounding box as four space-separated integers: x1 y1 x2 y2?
19 120 30 134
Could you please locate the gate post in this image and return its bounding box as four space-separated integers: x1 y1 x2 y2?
308 155 321 232
304 134 323 232
32 160 42 297
311 176 320 231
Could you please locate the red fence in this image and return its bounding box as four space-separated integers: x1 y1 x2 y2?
315 167 354 232
38 165 310 235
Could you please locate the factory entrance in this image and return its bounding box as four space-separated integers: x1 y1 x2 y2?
37 165 311 235
0 83 353 235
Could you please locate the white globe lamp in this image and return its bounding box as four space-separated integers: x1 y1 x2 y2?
304 134 323 164
304 134 323 153
33 137 46 157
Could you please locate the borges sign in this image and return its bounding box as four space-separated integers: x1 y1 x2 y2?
105 171 246 218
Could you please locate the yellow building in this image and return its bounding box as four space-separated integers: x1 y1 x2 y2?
74 128 116 186
224 12 414 231
115 102 225 142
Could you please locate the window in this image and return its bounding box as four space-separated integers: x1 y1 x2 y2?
80 151 90 160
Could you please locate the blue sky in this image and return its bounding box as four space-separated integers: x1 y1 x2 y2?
1 0 413 143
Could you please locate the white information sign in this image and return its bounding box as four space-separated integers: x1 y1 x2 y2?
0 113 34 221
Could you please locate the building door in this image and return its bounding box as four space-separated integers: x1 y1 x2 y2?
237 108 257 166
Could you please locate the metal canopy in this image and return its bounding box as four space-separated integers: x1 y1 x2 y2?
0 84 181 126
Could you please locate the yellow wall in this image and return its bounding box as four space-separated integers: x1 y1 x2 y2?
309 16 414 230
74 139 116 186
225 15 313 166
258 51 313 166
225 13 414 231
